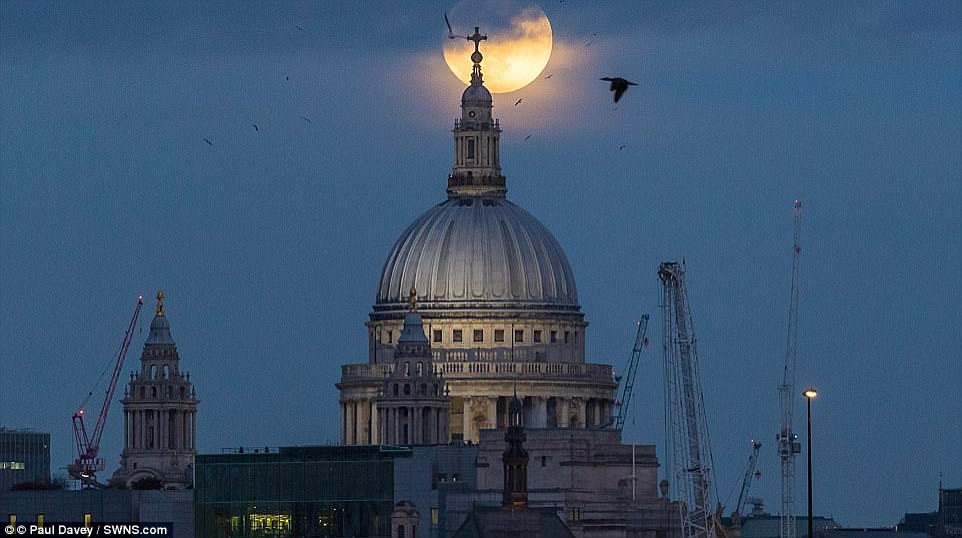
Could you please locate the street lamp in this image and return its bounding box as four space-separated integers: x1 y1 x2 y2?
803 387 818 538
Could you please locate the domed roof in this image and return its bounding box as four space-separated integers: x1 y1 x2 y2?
375 197 578 310
461 83 491 105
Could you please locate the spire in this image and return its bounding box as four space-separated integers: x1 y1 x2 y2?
503 389 528 508
467 27 487 86
145 289 175 346
397 289 429 352
448 26 506 199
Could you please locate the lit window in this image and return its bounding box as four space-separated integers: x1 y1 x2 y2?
453 330 463 343
433 330 442 343
473 329 483 342
514 329 523 343
431 508 439 526
533 330 542 343
494 329 504 342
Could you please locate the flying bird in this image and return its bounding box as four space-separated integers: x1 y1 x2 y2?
524 134 533 141
252 123 259 131
444 13 457 39
601 77 637 103
203 138 213 146
295 25 305 32
514 98 523 106
301 116 312 124
544 73 553 79
584 40 592 47
619 144 627 151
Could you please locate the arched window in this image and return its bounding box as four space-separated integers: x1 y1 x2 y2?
404 384 411 395
405 362 410 376
416 362 423 376
393 384 399 396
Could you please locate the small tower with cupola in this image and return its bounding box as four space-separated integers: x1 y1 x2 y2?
112 290 199 489
375 289 450 445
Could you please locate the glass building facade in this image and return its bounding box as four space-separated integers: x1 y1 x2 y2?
195 445 412 538
0 428 50 491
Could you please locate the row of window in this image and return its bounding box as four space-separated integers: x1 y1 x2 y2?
382 328 579 345
438 328 577 344
0 461 26 470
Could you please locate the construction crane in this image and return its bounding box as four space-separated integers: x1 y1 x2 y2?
69 295 143 487
659 261 717 538
778 200 803 538
614 314 650 430
733 441 763 520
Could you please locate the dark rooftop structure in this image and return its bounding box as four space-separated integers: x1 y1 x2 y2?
452 506 575 538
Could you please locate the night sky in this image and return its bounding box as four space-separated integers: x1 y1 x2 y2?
1 1 959 526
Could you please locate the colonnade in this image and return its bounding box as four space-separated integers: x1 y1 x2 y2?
341 395 615 445
123 408 197 451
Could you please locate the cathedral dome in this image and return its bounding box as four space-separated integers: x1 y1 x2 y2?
375 197 578 312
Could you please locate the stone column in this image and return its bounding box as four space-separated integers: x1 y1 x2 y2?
192 410 197 450
348 401 357 445
534 397 548 428
558 398 570 428
572 398 588 428
371 402 380 445
160 410 167 450
485 397 497 431
361 400 372 444
463 397 474 443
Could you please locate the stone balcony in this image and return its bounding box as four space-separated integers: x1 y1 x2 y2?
340 357 614 385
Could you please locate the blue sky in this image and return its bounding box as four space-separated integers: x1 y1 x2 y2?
1 0 959 526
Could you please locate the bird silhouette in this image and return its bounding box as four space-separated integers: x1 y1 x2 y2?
619 144 627 150
601 77 637 103
544 73 553 79
252 123 259 131
295 25 305 32
444 13 457 39
514 98 523 106
524 134 533 141
300 116 312 124
203 138 213 146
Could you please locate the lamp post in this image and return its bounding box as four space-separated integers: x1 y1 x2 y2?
803 387 818 538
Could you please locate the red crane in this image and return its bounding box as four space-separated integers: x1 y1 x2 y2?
69 295 143 487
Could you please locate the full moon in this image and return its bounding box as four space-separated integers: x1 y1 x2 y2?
442 1 552 94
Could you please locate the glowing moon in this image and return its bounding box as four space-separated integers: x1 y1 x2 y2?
442 1 552 94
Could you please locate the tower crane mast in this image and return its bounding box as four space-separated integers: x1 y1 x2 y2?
614 314 650 430
659 262 717 538
778 200 803 538
69 295 143 487
734 441 763 519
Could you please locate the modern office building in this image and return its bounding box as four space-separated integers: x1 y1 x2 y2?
0 428 50 491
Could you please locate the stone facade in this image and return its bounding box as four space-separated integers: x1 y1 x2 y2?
465 428 679 538
111 291 198 489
